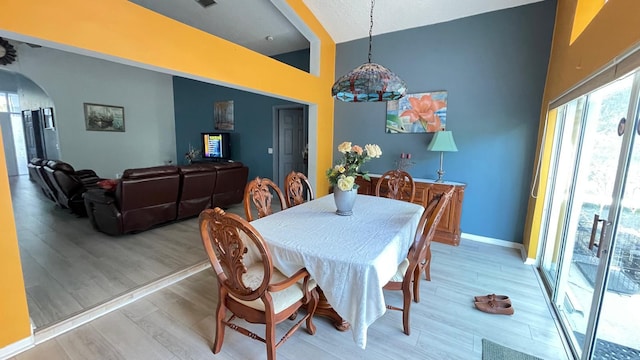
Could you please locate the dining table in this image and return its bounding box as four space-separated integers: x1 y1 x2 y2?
249 193 424 349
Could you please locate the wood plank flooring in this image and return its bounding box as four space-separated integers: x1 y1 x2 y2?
10 237 571 359
9 175 246 329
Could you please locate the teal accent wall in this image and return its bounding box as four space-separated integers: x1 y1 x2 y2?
173 49 309 180
333 1 556 242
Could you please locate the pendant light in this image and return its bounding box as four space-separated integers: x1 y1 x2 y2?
331 0 407 102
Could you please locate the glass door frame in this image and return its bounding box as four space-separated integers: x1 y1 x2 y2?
537 70 640 360
580 71 640 360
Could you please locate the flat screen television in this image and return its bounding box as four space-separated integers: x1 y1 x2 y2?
202 132 231 160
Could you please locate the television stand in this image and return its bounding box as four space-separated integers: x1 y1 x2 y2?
192 158 232 163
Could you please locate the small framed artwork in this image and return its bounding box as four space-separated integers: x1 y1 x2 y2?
214 100 234 131
43 107 55 129
84 103 125 132
386 91 448 133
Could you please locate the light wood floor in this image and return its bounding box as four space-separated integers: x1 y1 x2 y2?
10 237 571 359
10 175 245 329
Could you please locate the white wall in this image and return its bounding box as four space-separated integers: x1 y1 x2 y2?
5 43 176 178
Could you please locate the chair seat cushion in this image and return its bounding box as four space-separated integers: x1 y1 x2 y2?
230 263 317 313
390 258 410 282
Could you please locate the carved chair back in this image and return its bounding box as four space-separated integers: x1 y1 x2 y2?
410 186 454 277
200 207 272 302
243 177 287 221
284 171 314 207
375 169 416 203
199 207 318 360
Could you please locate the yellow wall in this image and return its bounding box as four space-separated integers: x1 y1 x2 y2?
0 131 31 348
524 0 640 258
0 0 335 349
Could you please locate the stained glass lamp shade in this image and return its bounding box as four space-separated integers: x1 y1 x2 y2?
331 0 407 103
332 63 407 102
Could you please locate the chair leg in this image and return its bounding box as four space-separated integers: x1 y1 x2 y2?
414 267 420 302
424 247 432 281
213 300 226 354
265 315 277 360
402 283 411 336
306 289 319 335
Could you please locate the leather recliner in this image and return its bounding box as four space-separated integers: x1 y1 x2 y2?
84 165 181 235
43 160 101 215
176 164 217 220
211 162 249 208
28 158 57 202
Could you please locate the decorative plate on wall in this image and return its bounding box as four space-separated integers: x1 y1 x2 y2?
0 38 17 65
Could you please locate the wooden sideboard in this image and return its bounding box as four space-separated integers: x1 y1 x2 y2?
355 175 466 246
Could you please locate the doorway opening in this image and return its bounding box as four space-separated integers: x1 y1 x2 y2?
272 105 308 190
0 91 28 176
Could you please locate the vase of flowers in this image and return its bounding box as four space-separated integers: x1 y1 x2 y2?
326 141 382 215
185 143 200 165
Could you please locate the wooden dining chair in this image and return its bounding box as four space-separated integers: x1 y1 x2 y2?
413 186 455 300
284 171 314 208
374 169 416 203
243 177 287 221
199 207 319 360
383 186 453 335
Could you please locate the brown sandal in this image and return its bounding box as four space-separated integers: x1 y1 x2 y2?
474 300 514 315
474 294 510 303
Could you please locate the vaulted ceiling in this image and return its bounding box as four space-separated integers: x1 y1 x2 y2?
129 0 544 56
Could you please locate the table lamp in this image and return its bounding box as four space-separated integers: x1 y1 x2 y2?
427 131 458 182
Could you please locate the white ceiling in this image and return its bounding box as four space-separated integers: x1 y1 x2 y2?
129 0 544 56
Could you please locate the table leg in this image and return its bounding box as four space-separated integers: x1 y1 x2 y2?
313 287 350 331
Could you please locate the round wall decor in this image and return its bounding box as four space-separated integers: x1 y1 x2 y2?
0 38 17 65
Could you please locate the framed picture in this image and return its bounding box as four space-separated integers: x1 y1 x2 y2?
84 103 125 132
386 91 448 133
214 100 234 131
43 107 55 129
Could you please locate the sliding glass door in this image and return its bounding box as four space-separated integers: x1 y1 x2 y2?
539 71 640 359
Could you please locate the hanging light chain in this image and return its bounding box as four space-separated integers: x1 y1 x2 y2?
368 0 374 63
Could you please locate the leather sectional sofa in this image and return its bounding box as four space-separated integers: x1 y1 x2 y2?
83 162 249 236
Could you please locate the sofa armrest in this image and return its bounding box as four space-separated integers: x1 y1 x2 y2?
83 189 116 205
83 189 123 235
76 169 99 179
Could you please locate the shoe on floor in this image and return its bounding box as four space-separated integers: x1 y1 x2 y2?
474 294 510 303
474 300 514 315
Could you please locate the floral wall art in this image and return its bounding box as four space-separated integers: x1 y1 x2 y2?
385 91 447 133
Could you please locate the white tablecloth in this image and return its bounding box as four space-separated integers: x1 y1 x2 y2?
250 194 424 349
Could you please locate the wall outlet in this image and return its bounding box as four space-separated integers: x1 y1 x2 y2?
268 147 273 154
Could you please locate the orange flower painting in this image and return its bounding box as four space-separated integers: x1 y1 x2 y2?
386 91 447 133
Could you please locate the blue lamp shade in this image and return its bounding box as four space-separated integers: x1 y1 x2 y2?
427 131 458 152
332 62 407 102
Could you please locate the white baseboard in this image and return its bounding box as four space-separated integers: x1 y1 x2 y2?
0 335 34 360
461 232 534 264
34 261 211 345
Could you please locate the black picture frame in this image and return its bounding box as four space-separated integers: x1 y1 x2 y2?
84 103 125 132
